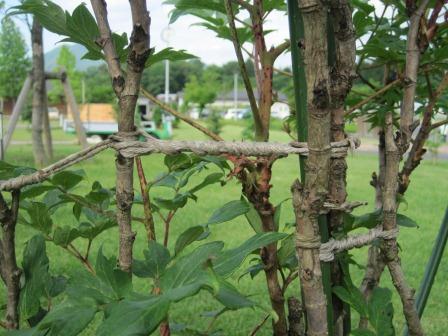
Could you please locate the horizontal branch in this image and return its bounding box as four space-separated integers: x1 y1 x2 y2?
0 140 111 191
431 119 448 130
0 135 359 191
110 136 356 159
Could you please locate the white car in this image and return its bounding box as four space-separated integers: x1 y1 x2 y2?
224 108 250 120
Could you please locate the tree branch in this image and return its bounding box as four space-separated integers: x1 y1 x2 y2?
0 190 21 329
140 89 223 141
270 40 291 61
399 71 448 194
345 78 401 116
135 157 156 241
223 0 261 134
90 0 125 95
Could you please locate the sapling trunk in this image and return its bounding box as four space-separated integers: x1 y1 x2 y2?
0 191 21 329
90 0 151 273
292 0 332 334
327 1 356 333
31 19 48 167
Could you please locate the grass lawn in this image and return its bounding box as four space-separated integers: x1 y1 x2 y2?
2 121 448 335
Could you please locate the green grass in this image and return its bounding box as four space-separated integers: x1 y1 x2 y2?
3 122 448 335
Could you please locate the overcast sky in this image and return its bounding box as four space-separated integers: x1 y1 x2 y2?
3 0 292 68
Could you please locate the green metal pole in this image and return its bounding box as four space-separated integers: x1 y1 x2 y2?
403 206 448 335
287 1 334 335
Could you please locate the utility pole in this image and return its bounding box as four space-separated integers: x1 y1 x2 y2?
233 73 238 108
0 98 4 161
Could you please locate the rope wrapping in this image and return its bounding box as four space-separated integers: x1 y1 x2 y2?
319 227 399 262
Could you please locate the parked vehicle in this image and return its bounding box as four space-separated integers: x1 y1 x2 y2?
224 108 250 120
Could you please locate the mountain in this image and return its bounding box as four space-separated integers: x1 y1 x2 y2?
44 44 101 71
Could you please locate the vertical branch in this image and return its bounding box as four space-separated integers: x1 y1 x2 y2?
379 1 429 335
292 0 331 334
90 0 151 273
399 0 430 148
0 191 22 329
135 157 156 241
31 18 48 167
399 72 448 194
359 131 386 329
327 0 356 333
223 0 262 138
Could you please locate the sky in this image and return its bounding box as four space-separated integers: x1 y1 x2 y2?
3 0 292 68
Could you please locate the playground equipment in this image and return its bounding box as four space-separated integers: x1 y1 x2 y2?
61 97 172 140
1 72 172 155
2 71 88 153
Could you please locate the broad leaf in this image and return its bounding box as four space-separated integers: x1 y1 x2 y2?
95 248 132 299
160 241 224 302
213 232 287 278
52 226 80 247
20 235 50 319
97 296 169 336
50 170 85 190
36 304 97 336
367 288 395 336
174 225 206 256
20 202 53 234
133 241 171 279
206 200 250 226
146 47 196 67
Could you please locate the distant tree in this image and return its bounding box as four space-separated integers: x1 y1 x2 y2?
83 64 115 103
48 45 83 103
184 70 219 115
0 16 30 99
141 59 204 95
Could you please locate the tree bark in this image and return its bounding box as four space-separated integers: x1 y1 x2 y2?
31 19 48 167
292 0 331 334
90 0 151 273
0 191 21 329
42 94 53 160
327 1 356 333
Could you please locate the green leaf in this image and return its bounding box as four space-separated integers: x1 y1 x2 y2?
277 233 297 269
367 288 395 336
164 153 191 171
20 185 57 200
244 200 263 233
189 172 224 194
97 296 169 336
174 225 206 256
206 200 250 226
133 241 171 279
20 235 50 319
351 329 377 336
214 280 253 309
273 202 283 231
95 248 132 299
153 192 191 210
50 170 85 190
52 226 80 247
77 216 116 240
396 213 418 228
37 304 97 336
146 47 197 67
160 241 224 302
214 232 287 278
20 202 53 234
333 285 368 318
352 209 382 230
46 275 67 298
